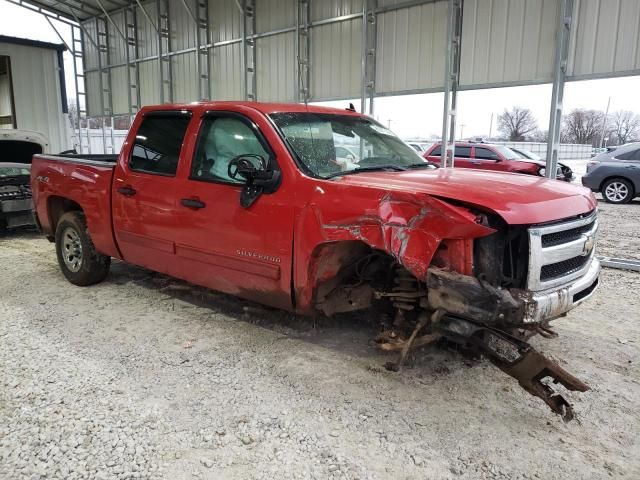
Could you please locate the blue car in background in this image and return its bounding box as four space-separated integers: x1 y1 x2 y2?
582 143 640 204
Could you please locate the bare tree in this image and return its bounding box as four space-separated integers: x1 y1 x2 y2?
497 107 538 141
561 109 604 145
610 110 640 145
529 129 548 143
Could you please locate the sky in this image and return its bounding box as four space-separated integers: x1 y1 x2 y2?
1 0 639 139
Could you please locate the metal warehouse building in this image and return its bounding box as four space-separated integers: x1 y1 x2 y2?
0 35 70 153
7 0 640 175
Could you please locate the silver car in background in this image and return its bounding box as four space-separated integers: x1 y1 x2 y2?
582 142 640 203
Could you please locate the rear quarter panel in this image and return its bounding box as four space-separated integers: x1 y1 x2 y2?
31 155 120 258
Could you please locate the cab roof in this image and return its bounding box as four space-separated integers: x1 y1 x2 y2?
139 101 364 117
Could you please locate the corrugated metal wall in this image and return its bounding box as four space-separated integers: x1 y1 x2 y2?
256 0 296 32
459 0 558 87
569 0 640 78
80 0 640 116
376 1 448 94
211 43 243 100
0 41 71 152
310 18 363 99
257 33 296 102
136 0 159 58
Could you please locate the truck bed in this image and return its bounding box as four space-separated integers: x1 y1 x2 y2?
36 153 119 166
31 153 121 258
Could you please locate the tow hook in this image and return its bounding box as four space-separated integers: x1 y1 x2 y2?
436 316 589 422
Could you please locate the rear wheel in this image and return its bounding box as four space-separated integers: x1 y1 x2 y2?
601 178 634 204
55 211 110 285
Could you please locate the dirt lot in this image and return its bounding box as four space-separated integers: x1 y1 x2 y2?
1 200 639 480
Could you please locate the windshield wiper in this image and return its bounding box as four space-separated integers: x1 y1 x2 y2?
325 165 407 180
406 161 439 169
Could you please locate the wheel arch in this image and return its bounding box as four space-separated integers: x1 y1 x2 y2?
599 175 636 197
47 196 84 238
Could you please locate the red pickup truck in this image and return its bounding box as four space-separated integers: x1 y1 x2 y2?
32 102 600 420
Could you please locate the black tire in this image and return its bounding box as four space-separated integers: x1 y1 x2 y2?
601 178 634 204
55 211 110 286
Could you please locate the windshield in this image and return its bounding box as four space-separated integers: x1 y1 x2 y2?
516 148 541 160
493 146 522 160
0 166 30 177
270 113 428 178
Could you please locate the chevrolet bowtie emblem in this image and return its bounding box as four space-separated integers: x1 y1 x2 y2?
581 234 595 256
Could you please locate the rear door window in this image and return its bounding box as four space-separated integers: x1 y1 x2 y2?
475 147 500 160
455 146 471 158
129 113 191 176
616 149 640 161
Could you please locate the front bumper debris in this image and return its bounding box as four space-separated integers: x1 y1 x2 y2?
427 260 600 328
513 258 600 324
436 315 589 422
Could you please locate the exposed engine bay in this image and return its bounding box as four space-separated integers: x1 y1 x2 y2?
0 171 34 230
314 212 598 422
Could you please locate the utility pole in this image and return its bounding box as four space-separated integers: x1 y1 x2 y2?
459 123 465 140
599 96 611 148
488 112 494 139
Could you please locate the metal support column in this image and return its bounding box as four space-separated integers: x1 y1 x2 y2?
196 0 211 100
545 0 574 177
96 15 114 153
361 0 377 115
46 17 86 152
441 0 463 168
242 0 257 101
157 0 172 103
97 0 139 126
296 0 311 103
179 0 210 101
124 6 140 122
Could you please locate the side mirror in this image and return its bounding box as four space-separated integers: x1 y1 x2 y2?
227 154 281 208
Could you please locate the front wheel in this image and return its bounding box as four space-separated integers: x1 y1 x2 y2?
602 178 634 204
55 211 110 285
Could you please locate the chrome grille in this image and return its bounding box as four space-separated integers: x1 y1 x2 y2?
541 219 596 247
527 210 598 291
540 255 591 281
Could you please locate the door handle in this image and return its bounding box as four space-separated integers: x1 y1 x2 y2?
117 186 137 196
180 198 206 209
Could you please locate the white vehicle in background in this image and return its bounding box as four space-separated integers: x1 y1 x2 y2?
0 129 49 230
406 141 433 153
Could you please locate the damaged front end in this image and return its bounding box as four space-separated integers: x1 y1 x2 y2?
312 200 599 421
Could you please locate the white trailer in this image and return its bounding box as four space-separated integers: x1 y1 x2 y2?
0 35 71 156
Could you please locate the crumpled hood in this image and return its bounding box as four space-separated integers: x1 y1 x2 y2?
335 168 596 225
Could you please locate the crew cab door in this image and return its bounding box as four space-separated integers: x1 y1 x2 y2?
425 145 472 167
471 146 504 171
449 145 472 168
112 111 192 273
173 110 294 310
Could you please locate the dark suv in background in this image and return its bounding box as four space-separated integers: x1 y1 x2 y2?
423 142 573 181
582 142 640 203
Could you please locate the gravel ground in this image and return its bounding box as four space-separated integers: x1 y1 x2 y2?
596 200 640 260
1 200 639 480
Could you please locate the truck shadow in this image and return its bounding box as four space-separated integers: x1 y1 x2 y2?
0 226 40 239
106 259 460 377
